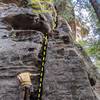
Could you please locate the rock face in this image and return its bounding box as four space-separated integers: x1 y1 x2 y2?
42 19 97 100
54 0 76 39
0 0 25 6
0 2 98 100
0 4 44 100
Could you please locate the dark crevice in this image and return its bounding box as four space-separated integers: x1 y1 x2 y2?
2 35 8 39
3 14 51 33
62 35 70 44
28 48 35 52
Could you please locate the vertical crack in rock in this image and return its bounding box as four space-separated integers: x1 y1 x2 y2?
0 4 45 100
42 19 98 100
0 2 98 100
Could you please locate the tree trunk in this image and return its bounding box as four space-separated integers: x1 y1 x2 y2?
90 0 100 21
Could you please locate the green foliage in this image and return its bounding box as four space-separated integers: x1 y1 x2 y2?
96 60 100 68
86 46 97 56
96 21 100 29
54 0 100 67
78 40 87 46
54 0 74 21
79 39 100 67
86 40 100 57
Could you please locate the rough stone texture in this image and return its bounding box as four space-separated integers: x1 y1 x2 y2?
54 0 76 39
0 2 98 100
0 29 42 100
0 4 44 100
0 0 26 6
42 20 98 100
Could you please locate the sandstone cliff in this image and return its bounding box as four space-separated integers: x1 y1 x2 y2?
0 2 98 100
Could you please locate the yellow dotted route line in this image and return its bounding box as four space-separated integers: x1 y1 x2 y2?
38 33 48 100
29 0 53 13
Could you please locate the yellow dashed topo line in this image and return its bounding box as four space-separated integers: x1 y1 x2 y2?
38 33 48 100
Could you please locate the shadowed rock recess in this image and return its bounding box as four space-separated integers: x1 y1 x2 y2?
0 3 98 100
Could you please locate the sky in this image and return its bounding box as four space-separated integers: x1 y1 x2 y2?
96 0 100 4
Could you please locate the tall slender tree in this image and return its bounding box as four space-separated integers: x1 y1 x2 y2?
89 0 100 20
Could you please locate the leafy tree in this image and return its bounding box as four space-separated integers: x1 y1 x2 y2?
72 0 100 68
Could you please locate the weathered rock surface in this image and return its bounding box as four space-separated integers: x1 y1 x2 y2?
0 0 26 6
42 19 98 100
0 4 44 100
0 2 98 100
